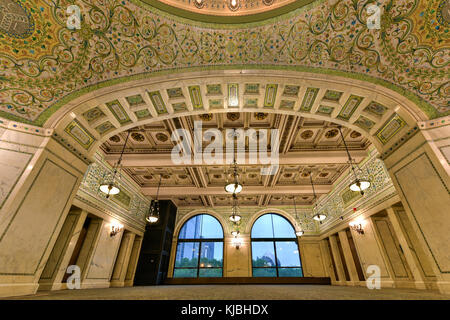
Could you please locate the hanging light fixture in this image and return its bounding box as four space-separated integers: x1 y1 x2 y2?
309 172 326 222
225 135 243 194
146 175 162 224
337 126 371 195
229 193 242 222
100 130 131 198
293 197 304 237
231 230 240 237
228 0 239 11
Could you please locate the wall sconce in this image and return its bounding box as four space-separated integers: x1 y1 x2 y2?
232 236 241 249
110 223 123 237
349 220 364 235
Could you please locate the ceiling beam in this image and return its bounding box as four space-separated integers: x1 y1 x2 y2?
141 185 332 197
104 150 367 167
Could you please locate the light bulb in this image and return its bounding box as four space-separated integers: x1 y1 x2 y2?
225 182 243 194
100 183 120 195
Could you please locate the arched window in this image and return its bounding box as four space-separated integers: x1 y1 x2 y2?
173 214 224 278
251 213 303 277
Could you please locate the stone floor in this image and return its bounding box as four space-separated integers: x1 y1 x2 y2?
6 285 450 300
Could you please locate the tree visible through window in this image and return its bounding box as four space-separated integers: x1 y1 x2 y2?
251 214 303 277
173 214 224 278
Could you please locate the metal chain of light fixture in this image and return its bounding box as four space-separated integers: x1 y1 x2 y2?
337 126 371 195
309 172 327 223
99 130 131 198
146 174 162 224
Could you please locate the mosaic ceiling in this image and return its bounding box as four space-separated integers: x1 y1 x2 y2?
100 112 370 207
0 0 448 127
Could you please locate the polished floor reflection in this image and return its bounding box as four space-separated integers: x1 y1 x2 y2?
6 285 450 300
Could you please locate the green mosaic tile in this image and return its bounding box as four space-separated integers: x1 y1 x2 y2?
244 83 260 95
323 90 343 101
244 98 258 108
264 84 278 108
95 121 116 135
172 102 188 112
148 91 168 114
64 119 95 150
206 84 222 95
316 105 334 115
364 101 388 117
167 87 184 99
82 107 106 123
125 94 145 107
134 108 152 119
337 95 364 121
105 100 132 125
300 87 319 112
209 99 224 109
354 115 376 131
283 85 300 97
280 100 295 110
376 114 407 144
189 85 204 109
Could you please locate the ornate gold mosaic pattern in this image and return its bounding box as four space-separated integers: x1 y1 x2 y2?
0 0 448 124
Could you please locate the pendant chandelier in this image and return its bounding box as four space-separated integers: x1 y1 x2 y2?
146 175 162 224
225 146 243 194
338 126 371 195
293 197 304 237
99 130 131 198
229 193 242 222
309 172 326 222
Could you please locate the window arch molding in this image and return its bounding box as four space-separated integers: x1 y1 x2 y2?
245 208 298 234
174 209 230 238
173 213 225 278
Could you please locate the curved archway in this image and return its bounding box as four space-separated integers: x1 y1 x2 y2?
250 213 302 277
173 214 224 278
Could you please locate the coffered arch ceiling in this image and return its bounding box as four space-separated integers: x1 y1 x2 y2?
0 0 448 130
52 71 420 159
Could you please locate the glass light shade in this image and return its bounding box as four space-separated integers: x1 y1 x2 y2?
313 213 327 221
146 215 159 223
231 230 240 236
350 179 371 192
296 230 304 237
225 182 242 194
229 214 241 222
99 183 120 195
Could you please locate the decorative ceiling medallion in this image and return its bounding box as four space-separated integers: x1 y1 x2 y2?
199 113 213 121
280 100 295 110
244 98 258 108
172 102 188 112
300 130 314 140
131 132 145 142
193 0 205 9
64 119 95 150
209 99 224 109
323 90 343 102
254 112 268 120
283 85 300 97
227 112 240 121
350 131 362 138
317 105 334 115
155 132 169 142
376 114 407 144
228 0 240 11
109 135 121 143
245 84 260 95
0 0 34 38
354 115 376 131
262 0 275 6
325 129 339 139
167 87 184 99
